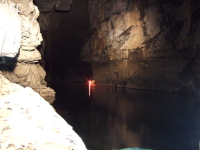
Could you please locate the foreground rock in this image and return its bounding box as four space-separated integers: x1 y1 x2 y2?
0 72 87 150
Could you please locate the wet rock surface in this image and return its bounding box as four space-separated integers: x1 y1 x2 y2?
81 0 200 94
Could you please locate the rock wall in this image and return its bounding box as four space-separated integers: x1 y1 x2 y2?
81 0 200 94
37 10 63 81
0 0 55 103
0 72 87 150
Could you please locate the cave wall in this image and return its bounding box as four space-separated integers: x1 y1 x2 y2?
81 0 200 94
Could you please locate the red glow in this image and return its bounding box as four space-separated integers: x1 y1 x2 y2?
89 80 92 97
88 80 95 97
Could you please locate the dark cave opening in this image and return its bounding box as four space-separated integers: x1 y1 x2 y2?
38 0 92 85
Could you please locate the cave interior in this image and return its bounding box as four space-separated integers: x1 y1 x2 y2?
0 0 200 150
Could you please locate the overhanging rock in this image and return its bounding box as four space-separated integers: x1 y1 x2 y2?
34 0 73 12
34 0 57 12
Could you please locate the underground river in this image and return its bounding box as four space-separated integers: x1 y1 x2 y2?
52 81 200 150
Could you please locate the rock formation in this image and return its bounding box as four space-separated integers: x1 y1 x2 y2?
0 72 87 150
0 0 55 104
81 0 200 94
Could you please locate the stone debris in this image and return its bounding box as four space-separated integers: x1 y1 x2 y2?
0 72 87 150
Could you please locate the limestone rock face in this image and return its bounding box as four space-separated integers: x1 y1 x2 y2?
0 0 55 103
82 0 200 94
0 72 87 150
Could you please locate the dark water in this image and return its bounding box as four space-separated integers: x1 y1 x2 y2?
52 81 200 150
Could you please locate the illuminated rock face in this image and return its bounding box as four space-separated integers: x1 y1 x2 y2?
0 1 21 57
0 0 55 103
0 72 87 150
82 0 200 94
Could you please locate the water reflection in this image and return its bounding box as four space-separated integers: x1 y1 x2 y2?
53 82 200 150
90 87 142 149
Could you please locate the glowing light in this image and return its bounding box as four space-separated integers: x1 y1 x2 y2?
88 80 95 98
89 80 92 97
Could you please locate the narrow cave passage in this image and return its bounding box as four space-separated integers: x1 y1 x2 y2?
39 0 92 84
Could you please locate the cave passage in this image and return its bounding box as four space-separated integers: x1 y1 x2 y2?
40 0 92 84
0 0 198 149
39 0 200 150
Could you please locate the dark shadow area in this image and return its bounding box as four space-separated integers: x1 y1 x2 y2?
0 56 18 71
40 0 92 84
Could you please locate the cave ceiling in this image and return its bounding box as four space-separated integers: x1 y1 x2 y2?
34 0 73 12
